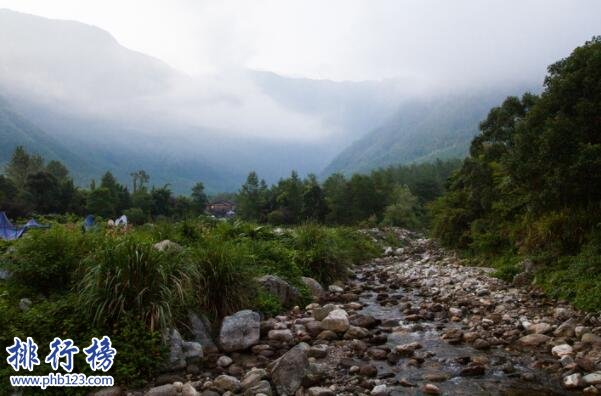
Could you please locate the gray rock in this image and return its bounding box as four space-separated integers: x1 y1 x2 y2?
344 325 369 339
213 375 241 393
188 312 218 354
313 304 336 321
167 329 186 370
146 384 178 396
307 387 335 396
517 333 550 347
256 275 300 306
217 355 233 367
554 318 576 337
91 387 122 396
267 329 293 343
182 383 200 396
0 268 11 280
241 368 267 390
582 333 601 345
583 372 601 385
219 310 261 352
19 298 32 311
521 259 536 273
371 384 388 396
269 342 310 396
182 341 203 361
321 309 349 333
528 322 551 334
153 240 183 252
301 277 324 301
512 272 532 287
243 380 272 395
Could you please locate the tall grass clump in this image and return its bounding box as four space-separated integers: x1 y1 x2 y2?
79 234 194 332
190 237 256 318
292 224 376 285
5 225 92 294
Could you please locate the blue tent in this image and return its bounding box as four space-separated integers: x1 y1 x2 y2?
83 215 96 232
0 212 25 241
23 219 49 229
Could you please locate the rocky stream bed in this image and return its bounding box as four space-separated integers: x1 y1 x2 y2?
95 229 601 396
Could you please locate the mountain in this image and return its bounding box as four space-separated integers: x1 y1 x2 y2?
0 9 540 193
0 9 410 193
0 96 96 181
322 87 539 176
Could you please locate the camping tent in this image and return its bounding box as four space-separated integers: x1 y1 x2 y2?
0 212 25 241
23 219 49 229
0 212 49 241
115 215 128 227
83 215 96 232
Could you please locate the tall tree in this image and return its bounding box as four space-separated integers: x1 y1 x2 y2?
5 146 30 190
237 171 262 221
191 182 208 214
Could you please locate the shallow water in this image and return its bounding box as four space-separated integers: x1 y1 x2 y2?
356 267 570 396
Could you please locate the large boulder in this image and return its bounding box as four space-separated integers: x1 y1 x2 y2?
166 329 186 370
517 333 551 347
256 275 301 306
269 342 310 396
153 240 183 252
188 312 218 354
219 310 261 352
301 277 324 301
321 309 350 333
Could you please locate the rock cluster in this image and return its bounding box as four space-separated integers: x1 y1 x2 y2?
93 228 601 395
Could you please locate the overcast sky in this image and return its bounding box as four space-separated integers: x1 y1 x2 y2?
0 0 599 85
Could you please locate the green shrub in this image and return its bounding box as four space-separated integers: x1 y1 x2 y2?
536 237 601 311
253 290 282 317
0 290 165 394
79 234 194 332
191 237 256 318
250 240 301 283
123 207 147 225
292 224 353 285
381 185 421 229
490 254 522 282
5 226 91 294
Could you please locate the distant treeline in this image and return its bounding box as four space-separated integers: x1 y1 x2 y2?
0 147 209 223
236 159 461 227
0 144 460 227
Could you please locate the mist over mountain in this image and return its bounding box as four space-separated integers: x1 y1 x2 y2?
0 9 422 192
322 85 540 176
0 8 548 193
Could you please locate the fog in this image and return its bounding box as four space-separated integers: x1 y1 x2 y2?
0 1 599 190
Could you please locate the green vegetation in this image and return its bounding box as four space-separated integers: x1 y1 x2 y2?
430 37 601 311
237 159 460 228
0 219 377 393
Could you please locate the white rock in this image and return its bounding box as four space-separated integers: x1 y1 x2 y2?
321 309 349 333
371 384 388 395
328 285 344 293
551 344 573 357
563 373 582 389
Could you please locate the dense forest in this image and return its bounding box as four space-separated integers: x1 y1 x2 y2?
0 145 459 229
430 37 601 310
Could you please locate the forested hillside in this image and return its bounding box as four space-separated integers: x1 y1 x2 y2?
430 37 601 310
0 97 95 182
323 87 536 176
